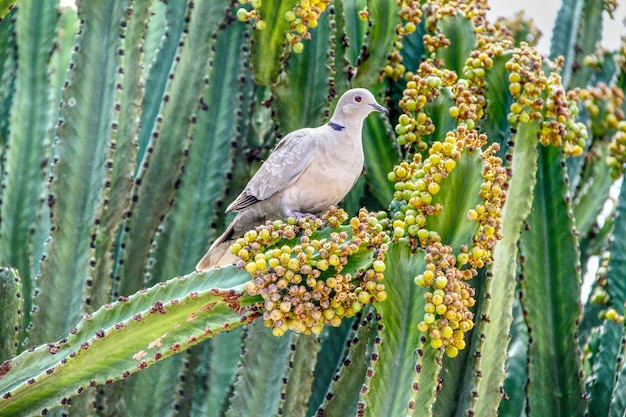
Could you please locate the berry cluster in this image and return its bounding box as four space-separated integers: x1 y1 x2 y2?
387 129 472 243
395 62 457 150
241 208 389 336
506 44 587 156
236 0 330 53
383 0 422 80
415 243 476 357
467 143 506 268
607 122 626 178
580 83 625 136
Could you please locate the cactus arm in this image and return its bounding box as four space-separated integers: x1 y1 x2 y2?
306 316 359 414
572 146 613 240
272 9 333 134
90 0 150 311
436 14 476 75
549 0 584 87
184 328 242 417
313 313 375 416
481 53 514 149
29 0 129 345
0 0 57 332
224 322 295 417
427 147 483 250
279 334 320 417
360 241 438 417
362 114 398 210
114 0 229 297
519 145 587 416
566 0 605 89
250 0 297 86
473 120 539 416
497 300 530 417
0 11 16 147
607 180 626 309
136 0 187 163
585 321 622 416
146 8 249 283
609 320 626 416
0 268 257 416
0 267 22 361
353 0 401 86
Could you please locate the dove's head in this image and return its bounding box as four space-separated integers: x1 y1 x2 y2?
331 88 388 126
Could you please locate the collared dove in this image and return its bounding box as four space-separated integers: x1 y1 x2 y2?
195 88 388 271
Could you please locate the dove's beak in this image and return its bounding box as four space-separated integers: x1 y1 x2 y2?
370 103 389 115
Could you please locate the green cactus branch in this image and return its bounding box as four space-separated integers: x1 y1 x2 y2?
0 268 257 416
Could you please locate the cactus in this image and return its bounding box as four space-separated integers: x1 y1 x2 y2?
0 0 625 416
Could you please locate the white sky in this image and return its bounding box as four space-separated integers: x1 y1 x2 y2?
488 0 626 54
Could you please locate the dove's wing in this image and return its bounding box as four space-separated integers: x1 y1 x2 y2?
226 128 315 212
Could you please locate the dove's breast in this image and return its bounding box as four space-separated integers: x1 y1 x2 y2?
281 129 364 214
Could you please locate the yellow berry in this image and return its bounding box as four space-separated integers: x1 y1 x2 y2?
446 346 459 358
292 42 304 53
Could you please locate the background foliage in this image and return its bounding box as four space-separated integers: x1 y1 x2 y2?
0 0 625 416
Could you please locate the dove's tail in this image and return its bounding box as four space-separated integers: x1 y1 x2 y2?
195 219 240 271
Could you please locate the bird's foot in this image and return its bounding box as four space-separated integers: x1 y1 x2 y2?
289 211 317 221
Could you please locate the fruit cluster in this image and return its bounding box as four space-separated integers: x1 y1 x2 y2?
506 44 587 156
415 242 476 357
383 0 423 80
607 122 626 178
395 62 457 150
236 0 331 53
240 208 389 336
467 142 506 268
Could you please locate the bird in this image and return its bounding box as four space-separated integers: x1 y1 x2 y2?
195 88 388 271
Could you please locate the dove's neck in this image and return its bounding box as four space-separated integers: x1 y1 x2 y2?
329 111 368 133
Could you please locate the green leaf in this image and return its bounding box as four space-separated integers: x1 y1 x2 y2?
0 268 257 416
518 144 587 416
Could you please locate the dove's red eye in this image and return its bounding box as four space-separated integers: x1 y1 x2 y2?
354 95 362 102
